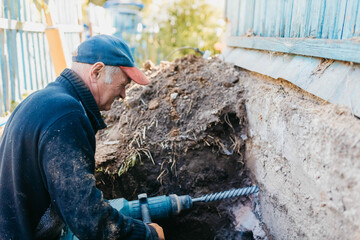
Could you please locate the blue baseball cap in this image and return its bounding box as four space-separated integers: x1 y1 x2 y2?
72 34 150 85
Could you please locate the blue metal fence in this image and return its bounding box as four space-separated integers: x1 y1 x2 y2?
0 0 83 115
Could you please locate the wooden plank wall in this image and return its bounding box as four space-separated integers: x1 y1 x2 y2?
227 0 360 39
0 0 83 115
226 0 360 63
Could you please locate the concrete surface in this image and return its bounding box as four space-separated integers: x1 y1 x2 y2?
241 72 360 239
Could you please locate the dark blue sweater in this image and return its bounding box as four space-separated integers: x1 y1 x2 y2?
0 69 157 240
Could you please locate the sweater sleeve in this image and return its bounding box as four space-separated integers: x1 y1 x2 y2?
38 111 157 240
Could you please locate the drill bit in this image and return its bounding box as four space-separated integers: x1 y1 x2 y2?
192 186 259 203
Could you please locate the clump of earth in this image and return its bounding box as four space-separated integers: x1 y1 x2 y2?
95 55 267 239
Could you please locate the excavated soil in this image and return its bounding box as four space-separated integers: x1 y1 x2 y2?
95 55 266 239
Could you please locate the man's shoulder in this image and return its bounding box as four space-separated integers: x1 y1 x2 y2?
34 81 76 101
12 82 86 130
27 82 83 113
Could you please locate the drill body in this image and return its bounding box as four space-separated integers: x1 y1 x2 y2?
110 194 193 221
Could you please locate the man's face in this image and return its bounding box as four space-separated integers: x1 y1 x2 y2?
97 68 131 111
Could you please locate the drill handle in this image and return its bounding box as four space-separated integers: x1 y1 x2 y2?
140 202 152 223
138 193 152 223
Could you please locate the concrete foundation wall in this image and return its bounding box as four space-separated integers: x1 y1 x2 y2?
242 73 360 239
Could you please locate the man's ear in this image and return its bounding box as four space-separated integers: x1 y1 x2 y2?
90 62 105 82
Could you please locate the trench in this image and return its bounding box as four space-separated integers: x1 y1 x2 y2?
94 56 276 239
96 113 265 240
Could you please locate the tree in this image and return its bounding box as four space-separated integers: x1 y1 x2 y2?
141 0 224 63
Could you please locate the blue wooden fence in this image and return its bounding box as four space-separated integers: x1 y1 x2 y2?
226 0 360 63
0 0 83 114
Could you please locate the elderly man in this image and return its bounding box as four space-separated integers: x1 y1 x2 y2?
0 35 164 240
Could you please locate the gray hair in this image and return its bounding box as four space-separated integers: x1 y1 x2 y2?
105 65 121 84
71 62 120 84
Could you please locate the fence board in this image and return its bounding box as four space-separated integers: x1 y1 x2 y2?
230 0 241 36
279 0 287 37
355 1 360 37
36 32 45 88
306 0 321 37
284 0 294 37
290 0 303 38
321 0 337 39
41 32 50 86
19 30 26 90
0 30 10 111
227 36 360 64
260 0 267 36
0 30 5 113
253 0 263 36
7 30 17 102
332 0 347 39
341 0 359 39
244 0 255 34
274 0 282 37
15 32 23 99
264 0 275 36
30 32 39 90
237 0 247 36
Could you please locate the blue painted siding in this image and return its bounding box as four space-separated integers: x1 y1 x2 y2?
226 0 360 40
226 0 360 64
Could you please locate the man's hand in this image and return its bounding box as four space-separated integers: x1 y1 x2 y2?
149 223 165 240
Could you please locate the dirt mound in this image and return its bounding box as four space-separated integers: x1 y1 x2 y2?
95 55 265 239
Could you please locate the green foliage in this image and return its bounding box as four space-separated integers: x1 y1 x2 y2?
10 101 20 113
117 148 154 176
139 0 224 64
89 0 107 6
118 151 141 176
159 0 222 60
8 91 32 114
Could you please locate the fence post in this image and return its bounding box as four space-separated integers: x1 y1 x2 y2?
43 3 67 77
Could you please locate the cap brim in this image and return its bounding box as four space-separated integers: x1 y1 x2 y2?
119 66 150 85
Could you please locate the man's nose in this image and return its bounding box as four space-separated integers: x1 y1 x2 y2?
119 88 126 99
